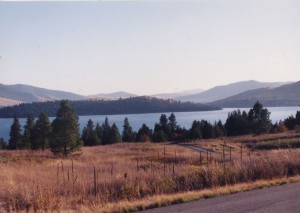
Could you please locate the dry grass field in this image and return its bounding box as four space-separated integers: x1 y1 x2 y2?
1 133 300 212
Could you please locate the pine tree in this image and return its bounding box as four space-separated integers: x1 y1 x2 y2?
189 120 202 142
168 113 177 132
81 119 100 146
8 116 22 150
225 110 250 136
168 113 178 139
31 112 51 150
136 124 152 142
214 120 226 138
50 100 82 157
201 120 215 139
152 123 168 142
159 114 170 136
101 117 111 145
248 101 272 135
108 123 121 144
21 116 35 149
95 122 103 144
122 117 135 142
0 137 7 150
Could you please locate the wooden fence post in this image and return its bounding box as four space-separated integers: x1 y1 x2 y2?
240 144 243 163
206 150 209 164
94 166 97 197
200 151 202 164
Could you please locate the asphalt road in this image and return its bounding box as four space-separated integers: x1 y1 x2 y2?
142 182 300 213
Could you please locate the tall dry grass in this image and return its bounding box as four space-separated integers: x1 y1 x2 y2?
1 143 300 212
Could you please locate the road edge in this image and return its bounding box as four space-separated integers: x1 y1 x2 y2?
95 175 300 213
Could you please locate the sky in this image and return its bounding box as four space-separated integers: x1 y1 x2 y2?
0 0 299 96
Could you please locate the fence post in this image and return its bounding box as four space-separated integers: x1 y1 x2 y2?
222 143 225 160
172 162 175 176
200 151 202 164
72 160 74 183
158 150 160 161
151 158 153 175
94 166 97 197
57 163 59 185
164 146 166 177
207 150 209 164
240 144 243 163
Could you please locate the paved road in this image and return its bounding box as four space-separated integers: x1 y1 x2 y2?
142 182 300 213
174 143 214 153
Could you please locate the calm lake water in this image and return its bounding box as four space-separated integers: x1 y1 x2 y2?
0 107 299 141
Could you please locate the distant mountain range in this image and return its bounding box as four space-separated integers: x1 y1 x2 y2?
0 84 85 106
0 80 298 108
209 81 300 107
151 88 205 100
176 80 289 103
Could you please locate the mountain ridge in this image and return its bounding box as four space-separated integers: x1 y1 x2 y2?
176 80 290 103
0 80 295 107
0 83 86 105
209 81 300 107
88 91 137 100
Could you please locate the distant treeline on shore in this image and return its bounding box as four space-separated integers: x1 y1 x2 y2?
0 96 221 118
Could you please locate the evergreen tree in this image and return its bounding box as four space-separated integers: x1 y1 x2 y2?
81 119 100 146
95 122 103 143
284 111 300 130
248 101 272 135
8 116 22 150
214 120 226 138
101 117 111 145
50 100 82 157
225 110 250 136
31 112 52 150
122 117 135 142
152 123 168 142
108 123 121 144
201 120 215 139
136 123 152 142
0 137 7 150
159 114 170 135
168 113 178 139
190 120 203 142
21 116 35 149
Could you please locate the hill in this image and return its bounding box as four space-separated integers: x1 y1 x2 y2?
210 81 300 107
88 91 137 100
151 88 205 100
0 96 221 118
0 97 22 107
0 84 86 105
177 80 290 103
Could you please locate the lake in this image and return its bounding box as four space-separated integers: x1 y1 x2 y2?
0 107 299 141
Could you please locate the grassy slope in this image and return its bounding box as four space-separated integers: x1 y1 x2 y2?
1 133 300 212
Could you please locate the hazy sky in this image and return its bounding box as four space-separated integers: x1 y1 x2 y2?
0 1 299 95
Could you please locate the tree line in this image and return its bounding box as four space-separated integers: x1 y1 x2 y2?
1 100 299 155
0 96 220 118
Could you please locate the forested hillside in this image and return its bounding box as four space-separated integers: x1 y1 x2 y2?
0 96 221 118
210 81 300 107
